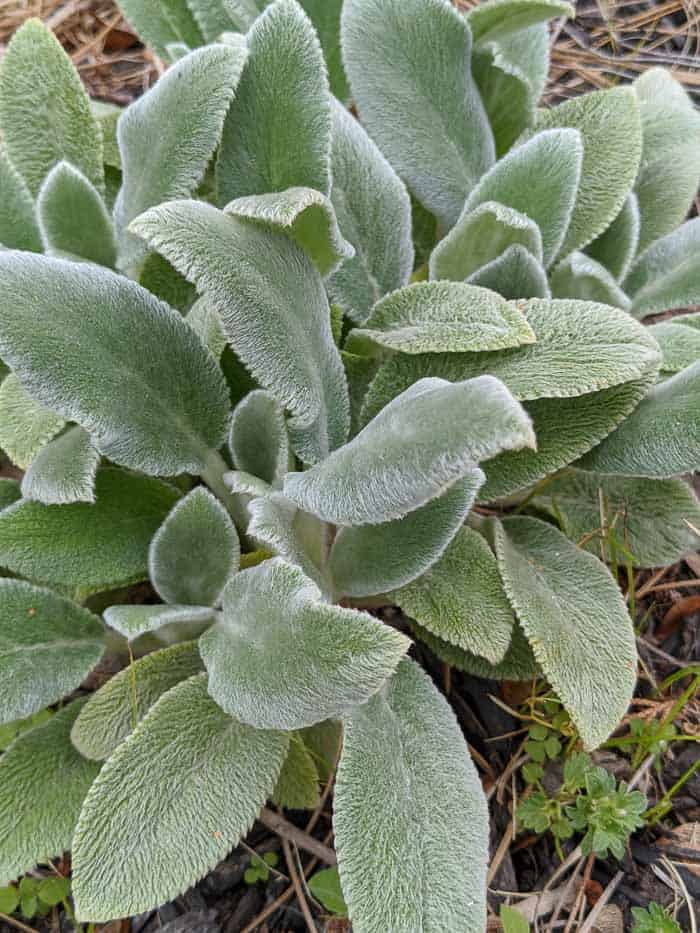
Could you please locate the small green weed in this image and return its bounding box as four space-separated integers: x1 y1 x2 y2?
243 851 279 885
0 874 71 920
631 901 682 932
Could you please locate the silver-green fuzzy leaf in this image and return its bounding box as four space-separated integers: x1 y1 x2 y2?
0 19 103 196
149 487 240 607
285 377 534 526
648 322 700 374
584 193 639 282
341 0 495 229
216 0 331 206
625 218 700 319
466 0 573 45
549 252 630 310
0 151 42 252
114 0 203 59
272 734 321 809
133 200 349 465
230 390 290 487
413 618 539 681
334 658 489 933
199 558 410 730
0 580 104 724
247 493 328 591
495 516 636 749
0 253 230 476
103 604 216 642
391 527 514 664
467 244 550 300
0 700 100 886
186 0 237 41
72 674 288 922
21 426 100 506
0 373 66 470
71 641 204 760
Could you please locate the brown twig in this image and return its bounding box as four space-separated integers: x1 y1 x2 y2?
258 808 337 865
282 838 317 933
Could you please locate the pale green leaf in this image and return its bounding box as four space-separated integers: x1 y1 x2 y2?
223 0 268 29
0 20 103 196
103 604 216 642
430 201 543 283
138 251 196 313
329 472 484 598
216 0 331 206
285 377 534 525
296 0 348 100
648 322 700 374
467 0 572 45
349 282 535 355
224 187 353 277
0 151 42 252
186 0 237 40
186 296 227 360
21 426 100 506
335 658 488 933
37 162 116 267
90 99 121 170
584 193 639 282
247 493 328 590
0 468 181 589
149 487 240 607
531 469 700 568
391 527 514 664
115 0 203 59
0 373 66 469
463 129 582 266
668 312 700 331
633 68 700 253
71 641 204 760
549 252 630 310
0 579 103 724
578 361 700 478
495 516 637 748
625 218 700 318
308 867 348 917
0 700 100 886
326 98 413 325
199 558 410 730
341 0 495 229
500 905 531 933
132 200 349 465
229 390 290 486
115 41 248 273
72 674 288 922
272 734 320 809
225 471 274 498
341 351 380 437
301 720 341 781
532 87 642 258
0 253 230 476
467 244 550 300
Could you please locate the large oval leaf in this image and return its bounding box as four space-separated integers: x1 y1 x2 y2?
72 674 288 922
285 377 534 525
132 200 349 465
334 659 488 932
199 559 410 730
0 580 104 725
341 0 495 229
494 516 636 748
0 253 230 476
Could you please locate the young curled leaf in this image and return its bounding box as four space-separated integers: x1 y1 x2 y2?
467 244 550 300
103 604 216 643
21 426 100 506
229 390 290 487
0 373 66 470
550 252 630 310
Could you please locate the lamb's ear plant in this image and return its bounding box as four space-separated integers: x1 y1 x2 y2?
0 1 699 930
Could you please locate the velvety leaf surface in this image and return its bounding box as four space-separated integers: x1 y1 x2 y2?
0 19 103 196
341 0 495 229
334 659 489 933
229 390 289 486
0 152 42 252
199 559 410 730
0 580 103 724
0 253 230 476
224 187 353 276
114 0 203 59
102 604 216 642
71 641 204 760
648 322 700 374
579 362 700 478
326 98 413 324
531 469 700 568
0 701 100 886
495 516 637 748
532 87 642 258
391 527 514 664
37 162 116 267
430 201 543 283
247 494 328 591
633 68 700 253
549 252 630 310
625 218 700 318
149 487 240 607
467 244 550 300
186 0 237 40
329 472 484 598
133 201 349 465
272 734 321 809
467 0 572 45
350 282 536 355
216 0 331 205
412 618 539 681
0 468 180 589
186 296 227 361
584 193 639 282
115 42 248 272
0 373 66 469
21 426 100 506
463 128 582 266
285 377 534 525
72 674 288 922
